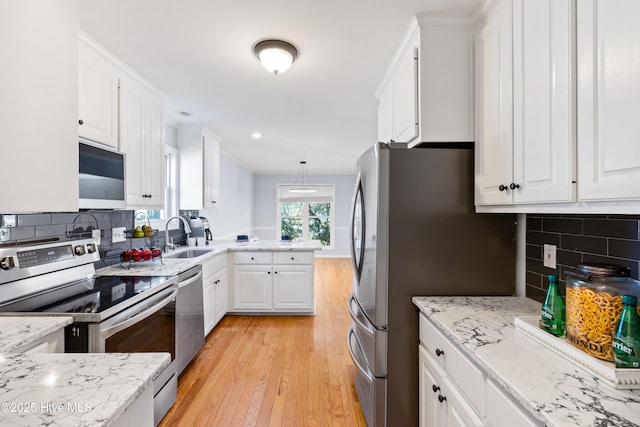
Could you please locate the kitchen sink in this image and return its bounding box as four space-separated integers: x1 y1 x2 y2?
165 249 213 259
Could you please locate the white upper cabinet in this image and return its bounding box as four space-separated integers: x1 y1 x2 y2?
512 0 575 204
0 1 79 213
376 14 474 146
475 0 575 207
78 32 119 148
178 126 221 210
577 0 640 202
474 0 514 206
119 73 165 208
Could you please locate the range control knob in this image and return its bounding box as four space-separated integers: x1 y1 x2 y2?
74 245 86 256
86 244 97 254
0 257 15 270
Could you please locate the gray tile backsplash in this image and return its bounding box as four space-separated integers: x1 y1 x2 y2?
526 214 640 302
0 210 190 268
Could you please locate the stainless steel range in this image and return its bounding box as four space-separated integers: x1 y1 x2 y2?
0 238 178 426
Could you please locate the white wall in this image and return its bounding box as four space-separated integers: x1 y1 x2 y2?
252 174 356 257
165 122 178 148
199 152 254 240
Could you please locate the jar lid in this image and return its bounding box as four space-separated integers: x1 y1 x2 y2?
576 263 631 279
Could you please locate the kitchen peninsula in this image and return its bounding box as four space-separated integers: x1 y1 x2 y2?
414 296 640 426
0 317 169 427
99 240 320 316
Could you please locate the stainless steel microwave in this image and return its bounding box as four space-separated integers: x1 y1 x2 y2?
79 139 126 209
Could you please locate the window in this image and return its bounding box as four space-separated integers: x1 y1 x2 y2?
136 146 178 227
277 184 335 250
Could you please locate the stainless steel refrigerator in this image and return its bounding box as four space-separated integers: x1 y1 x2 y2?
347 142 516 426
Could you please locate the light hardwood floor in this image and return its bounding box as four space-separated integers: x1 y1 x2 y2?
159 258 367 427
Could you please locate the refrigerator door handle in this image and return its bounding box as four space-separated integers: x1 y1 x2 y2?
349 295 375 336
348 326 374 382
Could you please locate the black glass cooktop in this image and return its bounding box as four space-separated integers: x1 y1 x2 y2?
0 275 176 316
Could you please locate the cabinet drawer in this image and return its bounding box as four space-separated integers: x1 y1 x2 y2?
419 313 486 415
233 251 272 264
273 251 314 265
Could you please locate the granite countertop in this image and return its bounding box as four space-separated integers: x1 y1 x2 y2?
0 317 73 353
413 296 640 427
97 239 321 276
0 352 169 427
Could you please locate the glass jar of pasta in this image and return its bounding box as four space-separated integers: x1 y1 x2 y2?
565 263 640 361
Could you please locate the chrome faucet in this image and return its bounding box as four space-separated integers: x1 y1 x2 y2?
164 216 192 252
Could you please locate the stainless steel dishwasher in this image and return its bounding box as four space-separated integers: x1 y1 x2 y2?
175 265 205 375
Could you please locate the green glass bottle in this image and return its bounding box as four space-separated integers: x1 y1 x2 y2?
613 295 640 368
541 275 565 336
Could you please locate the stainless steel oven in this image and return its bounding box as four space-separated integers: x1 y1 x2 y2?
0 238 178 426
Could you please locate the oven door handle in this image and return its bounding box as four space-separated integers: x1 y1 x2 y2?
100 287 178 339
178 271 202 288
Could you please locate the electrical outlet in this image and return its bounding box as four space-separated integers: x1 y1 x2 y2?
92 229 101 246
543 244 557 269
112 227 126 243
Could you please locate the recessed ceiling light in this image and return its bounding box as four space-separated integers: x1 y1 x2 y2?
251 132 263 139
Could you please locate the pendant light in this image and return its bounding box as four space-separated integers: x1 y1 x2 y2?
253 39 298 75
289 161 317 193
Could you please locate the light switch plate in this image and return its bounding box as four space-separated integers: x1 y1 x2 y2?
1 215 16 228
92 229 101 246
543 244 557 269
112 227 126 243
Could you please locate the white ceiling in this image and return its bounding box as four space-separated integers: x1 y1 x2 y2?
78 0 480 174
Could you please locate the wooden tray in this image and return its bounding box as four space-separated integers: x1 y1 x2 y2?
515 316 640 389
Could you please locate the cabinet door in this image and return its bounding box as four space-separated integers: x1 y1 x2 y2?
233 265 271 310
213 269 228 324
203 278 216 336
419 346 447 427
272 265 313 312
443 376 485 427
78 36 119 148
0 1 78 213
474 0 514 206
119 76 146 206
512 0 575 204
145 93 165 205
391 45 419 143
203 129 220 207
577 0 640 201
120 76 164 208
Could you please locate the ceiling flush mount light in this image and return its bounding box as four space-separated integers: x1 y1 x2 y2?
253 39 298 75
289 161 317 193
251 132 263 139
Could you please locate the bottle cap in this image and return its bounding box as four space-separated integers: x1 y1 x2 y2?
548 275 558 283
622 295 638 305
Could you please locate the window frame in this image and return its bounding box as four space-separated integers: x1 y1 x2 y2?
275 184 335 250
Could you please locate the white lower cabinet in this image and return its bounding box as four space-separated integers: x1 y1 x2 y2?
419 313 539 427
231 251 314 314
419 346 484 427
17 328 64 354
486 379 538 427
202 253 228 336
